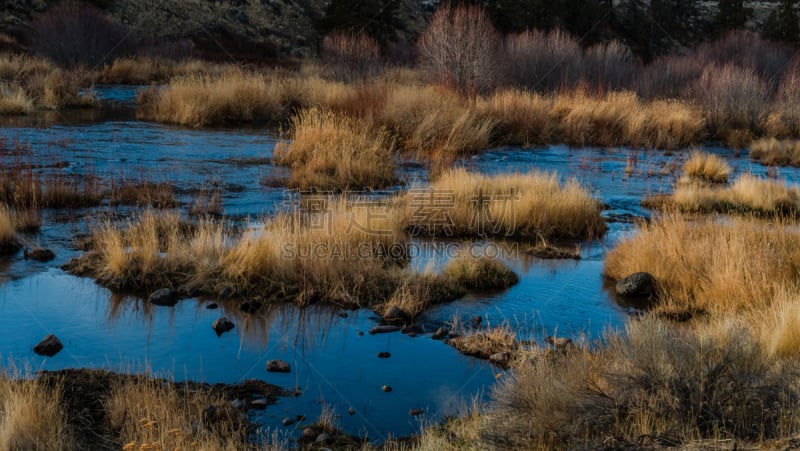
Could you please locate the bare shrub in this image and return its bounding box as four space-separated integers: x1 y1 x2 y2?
504 29 581 92
581 40 637 91
636 54 704 99
321 32 382 82
32 2 137 67
417 3 503 94
693 63 767 134
695 30 792 87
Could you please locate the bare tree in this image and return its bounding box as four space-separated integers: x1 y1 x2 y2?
322 32 382 82
417 4 503 94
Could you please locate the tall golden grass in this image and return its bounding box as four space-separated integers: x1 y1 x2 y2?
99 57 232 84
604 214 800 314
402 168 605 240
272 108 398 190
0 373 73 450
443 254 519 290
0 204 17 248
750 137 800 167
0 84 34 114
681 150 731 184
137 72 286 127
645 174 800 217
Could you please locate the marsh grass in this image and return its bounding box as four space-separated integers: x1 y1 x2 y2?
99 57 231 84
0 161 103 209
377 273 465 320
448 323 519 360
402 168 605 240
0 204 17 250
109 177 178 208
644 174 800 217
604 214 800 314
0 372 73 450
137 72 286 127
272 108 398 190
483 315 800 449
750 137 800 167
0 83 34 114
681 151 731 184
443 254 519 291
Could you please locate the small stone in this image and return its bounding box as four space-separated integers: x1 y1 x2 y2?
24 247 55 262
212 317 235 336
149 288 176 306
266 359 291 373
315 433 330 443
401 324 424 334
616 272 656 298
301 428 317 440
348 407 355 415
231 399 244 409
369 325 401 335
337 310 349 318
409 408 424 416
250 399 268 409
206 303 218 309
432 327 448 339
377 352 391 358
357 331 364 336
471 316 483 327
33 334 63 357
407 332 417 338
383 306 406 322
239 300 262 314
381 385 392 392
281 417 295 426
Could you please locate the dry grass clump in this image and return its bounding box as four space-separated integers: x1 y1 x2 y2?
484 315 800 449
137 71 286 127
402 168 605 240
107 375 248 451
272 108 398 190
0 204 18 251
475 89 552 145
604 214 800 314
0 164 103 209
681 151 731 184
448 323 519 360
553 90 705 150
109 178 177 208
0 373 73 450
377 274 464 320
645 174 800 217
72 198 422 309
750 137 800 167
99 57 233 84
443 254 519 291
0 83 34 114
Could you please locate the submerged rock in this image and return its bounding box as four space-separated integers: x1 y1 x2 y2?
369 325 401 335
212 317 235 336
266 359 291 373
401 324 424 335
377 352 391 358
149 288 177 306
24 247 55 262
616 272 656 298
409 408 424 416
282 417 295 426
33 334 63 357
381 385 392 392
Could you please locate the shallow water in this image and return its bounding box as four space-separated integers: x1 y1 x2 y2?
0 86 791 442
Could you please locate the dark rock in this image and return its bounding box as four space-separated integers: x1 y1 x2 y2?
282 417 295 426
250 399 268 410
149 288 176 306
33 334 63 357
348 407 355 415
383 306 406 322
432 327 448 340
206 303 218 309
471 316 483 327
266 359 291 373
407 332 418 338
409 408 424 416
489 351 511 367
377 352 391 358
357 331 364 336
24 247 55 262
212 317 235 336
315 433 330 443
301 428 317 440
337 310 349 318
369 325 401 335
381 385 392 392
616 272 656 298
401 324 424 334
231 399 244 409
239 300 262 314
